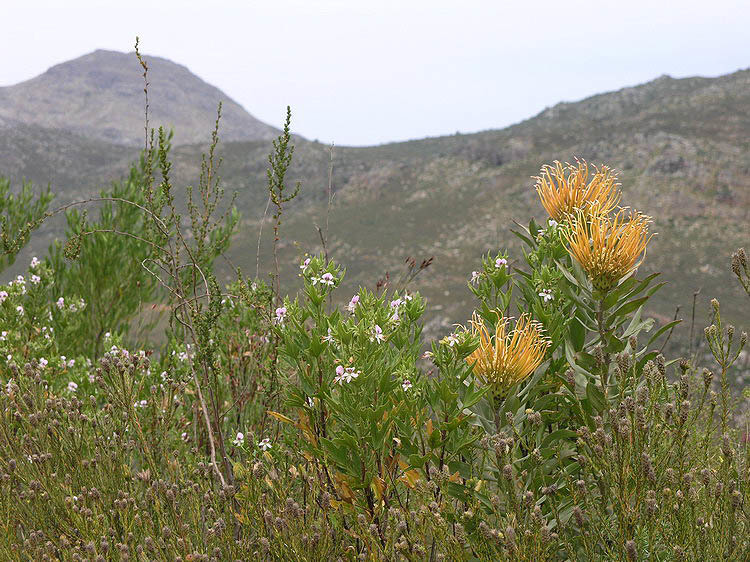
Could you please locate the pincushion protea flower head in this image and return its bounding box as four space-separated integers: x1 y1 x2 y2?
534 160 621 221
466 312 550 405
563 205 653 293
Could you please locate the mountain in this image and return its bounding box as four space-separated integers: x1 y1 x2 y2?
0 49 278 146
1 54 748 349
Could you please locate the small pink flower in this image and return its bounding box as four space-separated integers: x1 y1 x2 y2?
274 307 287 324
371 324 385 344
334 365 359 385
346 295 360 313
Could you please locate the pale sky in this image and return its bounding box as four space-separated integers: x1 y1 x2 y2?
2 0 749 146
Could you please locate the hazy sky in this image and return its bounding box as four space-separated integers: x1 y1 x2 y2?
2 0 749 146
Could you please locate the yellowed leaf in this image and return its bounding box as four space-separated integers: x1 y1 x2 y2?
399 469 421 489
267 410 295 424
371 476 386 501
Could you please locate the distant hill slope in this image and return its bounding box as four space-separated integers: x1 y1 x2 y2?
0 50 278 146
1 57 747 346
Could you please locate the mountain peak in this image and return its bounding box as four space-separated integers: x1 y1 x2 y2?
0 49 278 146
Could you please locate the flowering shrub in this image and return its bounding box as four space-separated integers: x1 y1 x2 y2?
0 256 91 395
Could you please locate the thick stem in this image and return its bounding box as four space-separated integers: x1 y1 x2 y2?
596 297 611 395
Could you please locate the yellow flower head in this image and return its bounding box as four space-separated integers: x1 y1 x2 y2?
466 312 550 404
534 160 621 221
563 206 653 293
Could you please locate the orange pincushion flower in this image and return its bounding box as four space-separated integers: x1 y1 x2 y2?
534 160 621 221
466 312 550 404
563 206 653 293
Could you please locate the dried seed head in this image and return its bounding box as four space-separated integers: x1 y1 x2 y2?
573 506 585 527
594 345 606 367
721 434 733 458
635 405 647 430
523 491 534 507
679 375 689 399
624 396 635 413
732 249 745 276
625 540 637 561
731 490 742 509
259 537 270 553
617 352 632 375
655 355 666 377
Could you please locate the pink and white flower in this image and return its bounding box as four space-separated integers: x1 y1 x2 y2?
274 306 287 324
371 324 385 344
442 334 459 347
334 365 360 385
538 289 554 303
346 295 360 313
322 328 335 344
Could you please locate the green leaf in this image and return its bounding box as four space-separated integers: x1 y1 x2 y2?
612 296 650 318
646 319 681 348
585 381 607 413
511 228 534 248
541 429 578 449
568 315 586 352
